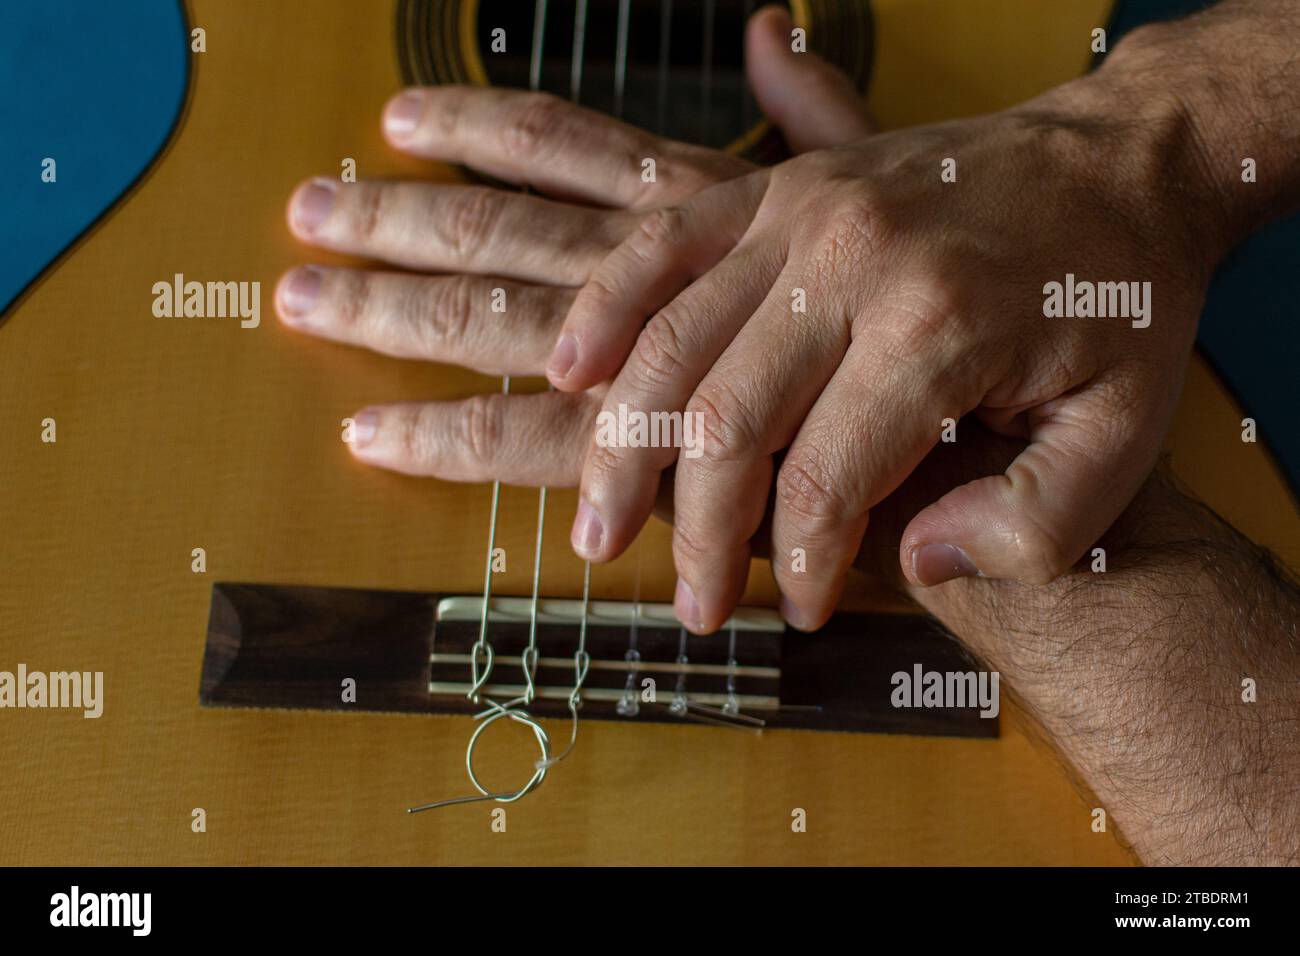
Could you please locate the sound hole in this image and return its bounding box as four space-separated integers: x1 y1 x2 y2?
477 0 753 149
396 0 873 163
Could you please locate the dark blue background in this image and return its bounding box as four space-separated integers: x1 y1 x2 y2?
0 1 188 313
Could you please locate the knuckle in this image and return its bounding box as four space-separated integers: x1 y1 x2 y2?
686 380 754 463
352 183 388 244
672 521 712 568
394 406 429 465
449 188 503 258
638 206 683 244
579 271 622 316
777 447 850 529
810 194 882 283
433 88 462 139
628 207 685 264
584 439 626 483
425 274 474 349
334 270 371 332
827 195 881 250
878 281 963 353
501 93 567 161
631 310 688 388
460 392 505 469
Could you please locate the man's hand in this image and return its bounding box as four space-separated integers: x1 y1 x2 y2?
275 6 871 486
548 0 1300 635
551 62 1225 635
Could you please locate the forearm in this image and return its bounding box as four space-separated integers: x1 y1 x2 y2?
910 471 1300 865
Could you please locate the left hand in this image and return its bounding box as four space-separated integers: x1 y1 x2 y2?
275 6 873 485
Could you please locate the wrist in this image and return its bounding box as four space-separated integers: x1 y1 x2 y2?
1084 7 1300 254
1013 59 1235 283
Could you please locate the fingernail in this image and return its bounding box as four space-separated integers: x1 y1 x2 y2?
384 91 424 140
279 266 323 323
351 408 378 449
912 544 979 587
547 334 578 381
291 178 337 234
779 595 811 631
674 578 701 630
571 497 604 558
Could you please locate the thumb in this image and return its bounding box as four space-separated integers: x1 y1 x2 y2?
745 4 875 153
898 381 1166 586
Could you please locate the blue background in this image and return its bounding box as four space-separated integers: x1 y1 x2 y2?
0 0 188 313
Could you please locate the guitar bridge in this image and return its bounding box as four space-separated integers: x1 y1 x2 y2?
200 582 996 738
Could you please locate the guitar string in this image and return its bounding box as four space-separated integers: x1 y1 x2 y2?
467 0 552 707
504 0 562 716
613 0 631 120
616 539 644 716
546 0 630 757
537 0 630 767
521 0 589 712
615 0 667 711
701 0 716 146
741 0 754 131
412 0 614 812
411 0 555 814
569 0 588 103
656 0 672 136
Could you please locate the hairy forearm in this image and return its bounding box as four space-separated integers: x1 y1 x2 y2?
903 0 1300 862
910 471 1300 865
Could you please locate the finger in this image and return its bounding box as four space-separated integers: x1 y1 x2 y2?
745 5 876 152
573 242 787 563
347 390 600 486
765 347 935 633
900 371 1167 586
382 86 752 207
671 451 772 635
668 264 858 632
275 265 570 376
286 177 625 285
547 173 770 391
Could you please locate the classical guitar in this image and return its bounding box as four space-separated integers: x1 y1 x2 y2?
2 0 1296 865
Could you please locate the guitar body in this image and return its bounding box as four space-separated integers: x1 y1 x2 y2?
2 0 1296 865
